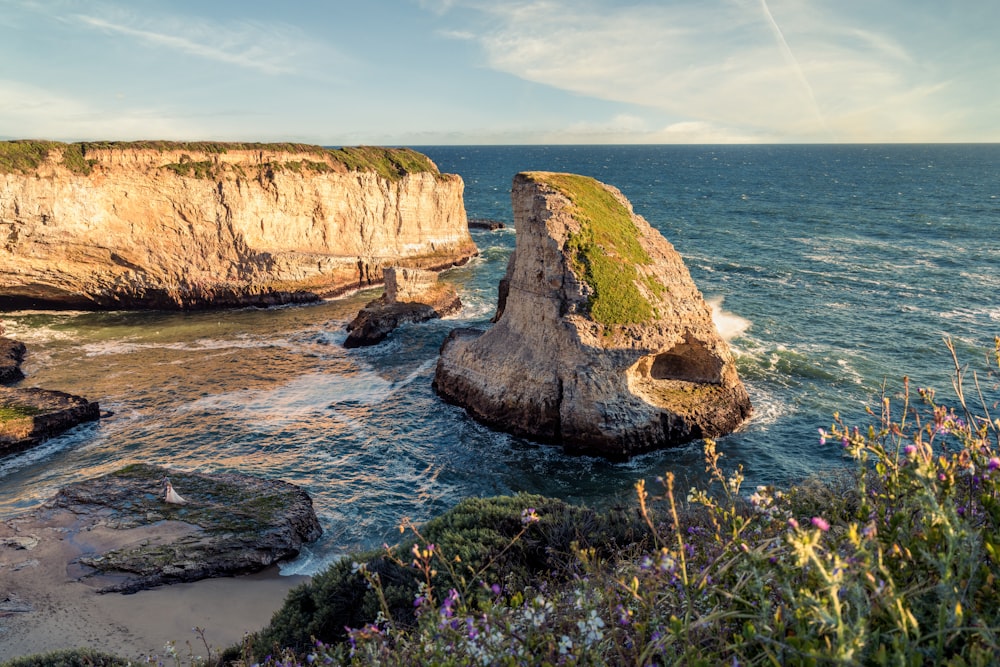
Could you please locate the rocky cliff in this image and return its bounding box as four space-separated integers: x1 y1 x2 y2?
433 172 752 460
0 141 478 309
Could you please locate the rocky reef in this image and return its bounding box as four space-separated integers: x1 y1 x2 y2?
0 141 478 309
0 464 322 594
344 266 461 348
433 172 752 460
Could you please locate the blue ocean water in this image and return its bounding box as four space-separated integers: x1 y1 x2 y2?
1 144 998 576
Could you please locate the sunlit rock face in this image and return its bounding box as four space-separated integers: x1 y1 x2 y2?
434 172 751 460
344 266 462 348
0 142 477 309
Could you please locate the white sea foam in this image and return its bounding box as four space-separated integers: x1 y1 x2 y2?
708 296 751 342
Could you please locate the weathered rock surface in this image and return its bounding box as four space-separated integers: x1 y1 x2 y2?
0 386 100 455
0 141 478 309
344 266 461 348
0 336 26 384
0 463 322 594
434 172 752 460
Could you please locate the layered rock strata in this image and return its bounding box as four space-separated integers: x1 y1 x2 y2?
0 141 478 309
0 463 322 593
344 266 461 348
434 172 752 459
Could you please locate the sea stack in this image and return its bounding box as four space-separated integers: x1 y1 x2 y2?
433 172 751 460
344 266 462 348
0 141 478 309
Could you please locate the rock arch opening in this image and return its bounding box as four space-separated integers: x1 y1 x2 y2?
647 337 723 385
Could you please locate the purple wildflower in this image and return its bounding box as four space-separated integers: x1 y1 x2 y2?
989 457 1000 471
811 517 830 532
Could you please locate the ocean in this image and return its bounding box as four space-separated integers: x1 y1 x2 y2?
1 144 998 576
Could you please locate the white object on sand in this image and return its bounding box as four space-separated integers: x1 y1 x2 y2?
164 479 188 505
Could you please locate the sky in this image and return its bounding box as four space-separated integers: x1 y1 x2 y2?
1 0 998 145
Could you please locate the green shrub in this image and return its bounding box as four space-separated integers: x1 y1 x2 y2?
0 648 132 667
242 493 648 661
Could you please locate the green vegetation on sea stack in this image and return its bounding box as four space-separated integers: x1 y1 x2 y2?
526 172 661 327
0 141 439 182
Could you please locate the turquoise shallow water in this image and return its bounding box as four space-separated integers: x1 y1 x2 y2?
1 144 998 576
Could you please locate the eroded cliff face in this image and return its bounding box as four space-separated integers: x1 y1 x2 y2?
0 142 477 309
434 172 751 460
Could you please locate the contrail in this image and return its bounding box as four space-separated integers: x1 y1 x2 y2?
759 0 829 133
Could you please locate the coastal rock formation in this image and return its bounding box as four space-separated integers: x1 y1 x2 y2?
469 218 507 231
344 266 461 348
0 141 478 309
0 386 100 455
0 464 322 594
0 336 26 384
433 172 751 459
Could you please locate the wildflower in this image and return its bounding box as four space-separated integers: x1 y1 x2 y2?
558 635 574 655
787 518 799 530
818 428 828 445
521 507 540 525
903 444 916 457
811 517 830 532
577 609 605 645
440 588 460 618
989 457 1000 471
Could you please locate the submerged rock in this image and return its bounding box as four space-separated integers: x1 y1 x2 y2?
32 463 322 593
0 386 100 455
434 172 752 460
344 266 461 348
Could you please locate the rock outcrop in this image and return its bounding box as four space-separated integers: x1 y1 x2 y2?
433 172 751 460
344 266 461 348
0 386 100 455
0 141 478 309
0 336 26 384
0 464 322 594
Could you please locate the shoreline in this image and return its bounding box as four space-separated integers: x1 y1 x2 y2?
0 506 308 663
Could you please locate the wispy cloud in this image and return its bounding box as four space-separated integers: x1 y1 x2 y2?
70 12 324 76
73 14 298 75
439 0 961 141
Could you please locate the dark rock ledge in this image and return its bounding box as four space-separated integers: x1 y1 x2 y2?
24 463 322 593
0 386 100 456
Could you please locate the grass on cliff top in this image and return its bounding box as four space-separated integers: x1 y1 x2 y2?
0 141 440 181
0 141 95 175
524 171 660 327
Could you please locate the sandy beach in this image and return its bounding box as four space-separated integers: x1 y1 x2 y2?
0 507 308 663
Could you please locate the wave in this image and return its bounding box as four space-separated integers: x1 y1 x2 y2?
708 296 751 342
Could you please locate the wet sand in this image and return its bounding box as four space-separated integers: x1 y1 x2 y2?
0 508 307 663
